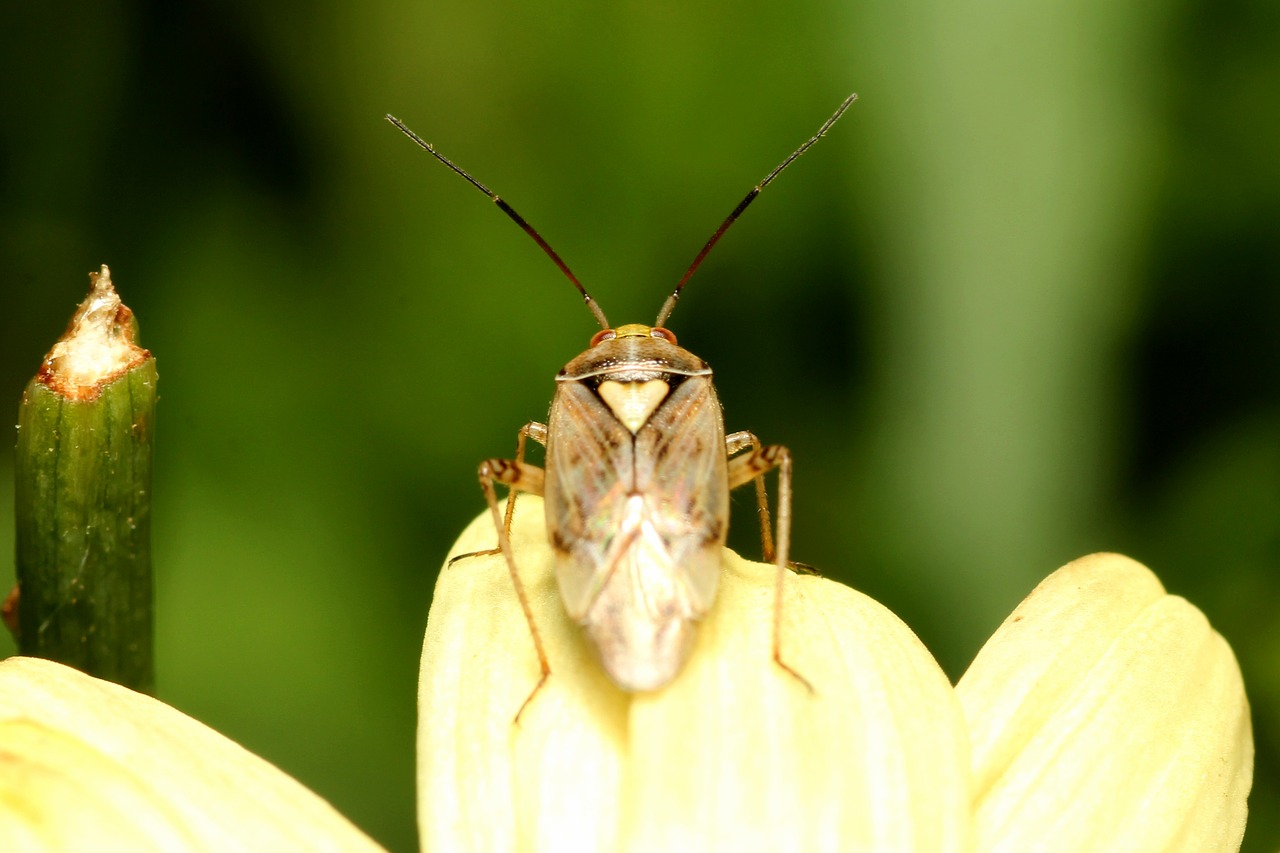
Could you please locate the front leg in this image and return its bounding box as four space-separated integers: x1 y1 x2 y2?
476 450 549 724
726 442 811 693
497 421 548 541
726 430 775 562
447 422 548 568
446 422 549 723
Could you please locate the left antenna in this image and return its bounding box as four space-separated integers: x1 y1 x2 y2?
386 114 611 331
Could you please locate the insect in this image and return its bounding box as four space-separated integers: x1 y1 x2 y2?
389 93 856 712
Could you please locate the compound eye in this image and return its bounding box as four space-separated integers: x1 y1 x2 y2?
590 329 617 347
651 327 678 345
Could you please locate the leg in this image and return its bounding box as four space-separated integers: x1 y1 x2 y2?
497 422 547 549
447 422 547 568
726 443 813 693
725 431 775 562
476 452 550 723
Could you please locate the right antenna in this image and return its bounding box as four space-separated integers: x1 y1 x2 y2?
654 92 858 328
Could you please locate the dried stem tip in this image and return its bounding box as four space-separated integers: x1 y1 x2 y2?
39 265 150 401
16 265 157 692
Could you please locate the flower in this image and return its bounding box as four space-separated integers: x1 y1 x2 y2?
418 497 1253 852
0 656 384 852
957 553 1252 851
0 498 1252 852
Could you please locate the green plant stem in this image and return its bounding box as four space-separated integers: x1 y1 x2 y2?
14 266 156 692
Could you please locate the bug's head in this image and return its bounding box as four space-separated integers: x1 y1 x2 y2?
589 324 678 349
559 320 706 386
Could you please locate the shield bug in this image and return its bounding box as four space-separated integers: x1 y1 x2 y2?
389 93 856 713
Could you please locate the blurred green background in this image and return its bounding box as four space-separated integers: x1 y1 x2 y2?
2 0 1276 849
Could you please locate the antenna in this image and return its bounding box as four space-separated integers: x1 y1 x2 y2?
654 92 858 328
387 115 611 331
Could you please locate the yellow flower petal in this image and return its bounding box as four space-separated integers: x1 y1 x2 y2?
418 496 971 852
0 657 384 852
956 553 1252 853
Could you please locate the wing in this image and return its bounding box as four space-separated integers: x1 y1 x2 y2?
631 373 728 617
543 374 729 691
543 379 635 618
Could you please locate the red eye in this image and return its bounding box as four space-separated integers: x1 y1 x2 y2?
590 329 617 347
651 327 677 345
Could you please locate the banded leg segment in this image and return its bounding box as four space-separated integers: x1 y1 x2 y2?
726 430 776 562
497 422 548 541
448 422 548 567
726 441 811 692
471 422 551 723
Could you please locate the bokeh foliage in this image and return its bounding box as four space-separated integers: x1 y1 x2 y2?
2 1 1276 850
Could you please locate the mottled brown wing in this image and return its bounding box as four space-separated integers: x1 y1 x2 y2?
542 380 635 618
544 373 729 690
544 375 728 622
631 374 728 618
